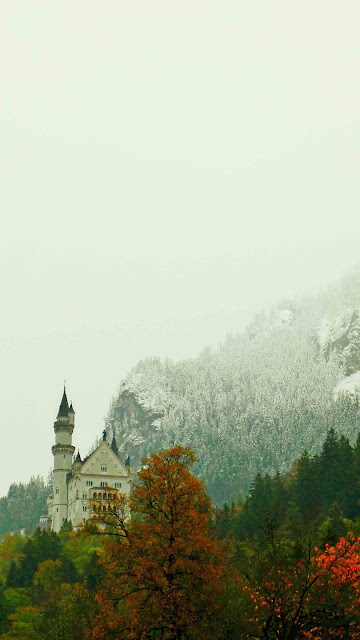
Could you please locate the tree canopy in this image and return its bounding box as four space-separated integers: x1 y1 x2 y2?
91 445 224 640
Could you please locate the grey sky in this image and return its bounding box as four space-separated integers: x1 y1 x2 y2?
1 0 360 498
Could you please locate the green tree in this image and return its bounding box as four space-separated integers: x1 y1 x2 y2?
317 502 352 547
6 531 61 588
236 473 288 543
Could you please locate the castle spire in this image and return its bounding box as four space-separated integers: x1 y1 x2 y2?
57 387 69 418
111 434 119 457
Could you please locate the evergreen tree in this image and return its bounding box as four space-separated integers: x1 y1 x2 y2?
317 502 351 547
236 472 287 543
84 551 104 592
291 450 321 521
6 530 61 587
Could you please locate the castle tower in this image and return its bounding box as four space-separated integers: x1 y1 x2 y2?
51 388 75 532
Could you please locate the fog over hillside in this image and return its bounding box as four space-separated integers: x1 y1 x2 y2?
2 265 360 527
1 1 360 499
105 269 360 503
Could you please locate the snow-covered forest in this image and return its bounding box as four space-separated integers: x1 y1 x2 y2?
105 269 360 503
3 270 360 533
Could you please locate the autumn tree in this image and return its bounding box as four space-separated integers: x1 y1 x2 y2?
91 445 224 640
242 534 360 639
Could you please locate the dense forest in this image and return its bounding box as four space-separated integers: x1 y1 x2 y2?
105 270 360 503
0 478 50 537
3 270 360 531
1 439 360 640
214 426 360 545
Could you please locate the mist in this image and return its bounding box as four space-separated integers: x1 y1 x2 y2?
1 0 360 498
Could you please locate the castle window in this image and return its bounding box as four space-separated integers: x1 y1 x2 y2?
56 508 58 512
101 466 107 472
115 482 122 489
83 505 87 512
83 518 86 523
64 455 66 459
55 488 59 494
82 493 87 499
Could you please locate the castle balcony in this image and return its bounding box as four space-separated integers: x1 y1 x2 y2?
90 487 119 501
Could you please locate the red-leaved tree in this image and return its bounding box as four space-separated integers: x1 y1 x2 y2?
243 534 360 640
91 446 224 640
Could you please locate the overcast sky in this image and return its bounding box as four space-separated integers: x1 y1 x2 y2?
1 0 360 499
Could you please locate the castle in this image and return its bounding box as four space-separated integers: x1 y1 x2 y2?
41 389 131 532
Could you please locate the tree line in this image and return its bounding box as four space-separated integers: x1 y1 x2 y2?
215 426 360 545
0 477 50 537
1 439 360 639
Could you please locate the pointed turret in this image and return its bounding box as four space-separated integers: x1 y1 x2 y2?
57 388 69 418
52 388 75 532
72 449 82 473
111 435 119 457
68 402 75 426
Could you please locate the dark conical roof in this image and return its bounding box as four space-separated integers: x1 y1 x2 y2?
75 450 81 463
111 435 119 457
69 402 75 414
57 388 69 418
125 455 130 467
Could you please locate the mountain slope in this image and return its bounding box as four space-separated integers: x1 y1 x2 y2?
105 269 360 503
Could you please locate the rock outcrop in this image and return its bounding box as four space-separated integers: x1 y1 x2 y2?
319 309 360 377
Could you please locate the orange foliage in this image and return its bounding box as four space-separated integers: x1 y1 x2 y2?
90 446 224 640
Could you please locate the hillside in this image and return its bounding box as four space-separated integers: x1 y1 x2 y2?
0 477 50 536
104 269 360 504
